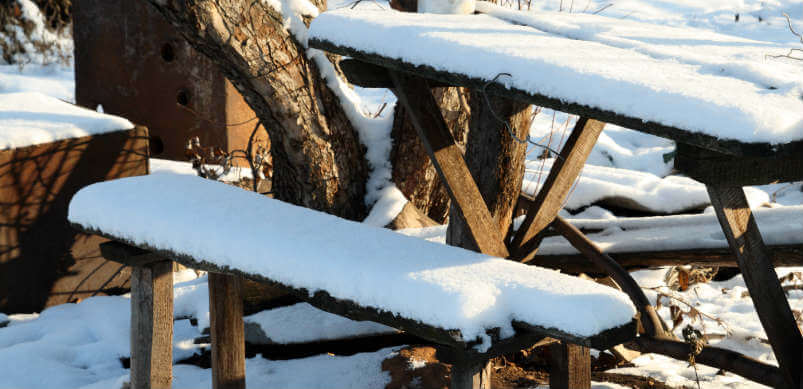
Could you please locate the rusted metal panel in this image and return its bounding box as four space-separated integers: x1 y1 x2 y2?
73 0 261 163
0 127 149 313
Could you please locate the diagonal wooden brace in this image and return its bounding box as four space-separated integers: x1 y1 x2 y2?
707 185 802 389
510 117 605 262
389 70 509 258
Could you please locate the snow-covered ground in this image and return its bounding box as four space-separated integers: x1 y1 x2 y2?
1 0 802 387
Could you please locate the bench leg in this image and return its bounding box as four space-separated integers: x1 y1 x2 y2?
707 185 802 389
209 273 246 389
450 359 491 389
550 342 590 389
130 260 174 389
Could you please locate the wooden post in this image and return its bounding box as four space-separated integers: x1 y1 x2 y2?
510 117 605 262
550 342 590 389
450 359 492 389
389 70 509 258
209 273 246 389
707 185 802 389
130 260 174 389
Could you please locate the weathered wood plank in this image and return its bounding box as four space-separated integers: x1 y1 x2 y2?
340 59 448 88
676 143 803 185
707 185 802 389
388 70 509 258
100 241 167 267
88 234 634 358
308 38 803 158
209 273 246 389
450 359 491 389
550 342 590 389
633 336 785 388
510 117 605 262
130 260 173 389
532 245 803 273
551 216 667 339
512 319 637 351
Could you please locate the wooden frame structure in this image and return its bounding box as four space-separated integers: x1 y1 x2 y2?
306 41 803 388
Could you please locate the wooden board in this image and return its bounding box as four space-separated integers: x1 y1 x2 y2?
308 40 803 158
209 273 246 389
510 117 605 262
550 342 591 389
707 186 802 388
88 234 638 358
676 143 803 185
389 71 509 258
129 259 173 389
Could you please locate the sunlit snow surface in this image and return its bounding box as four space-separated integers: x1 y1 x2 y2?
3 0 803 387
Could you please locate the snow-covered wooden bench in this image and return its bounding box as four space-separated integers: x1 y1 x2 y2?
68 174 637 389
307 4 803 387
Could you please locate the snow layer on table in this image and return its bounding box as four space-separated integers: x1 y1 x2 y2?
308 9 803 144
0 92 133 150
537 205 803 255
69 174 636 349
523 159 770 213
245 303 396 344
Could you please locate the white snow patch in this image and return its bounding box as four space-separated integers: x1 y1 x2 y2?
0 92 133 150
309 9 803 144
68 174 636 350
538 205 803 255
362 185 408 227
149 158 254 183
245 303 396 344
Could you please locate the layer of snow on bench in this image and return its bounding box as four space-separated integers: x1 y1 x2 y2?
69 175 636 350
245 303 396 344
538 205 803 255
0 92 134 150
308 9 803 144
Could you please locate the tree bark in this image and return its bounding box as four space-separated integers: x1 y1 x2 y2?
391 87 471 223
146 0 369 220
445 93 531 251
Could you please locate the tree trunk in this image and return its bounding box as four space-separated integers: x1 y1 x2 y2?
146 0 369 220
445 93 532 251
391 86 471 223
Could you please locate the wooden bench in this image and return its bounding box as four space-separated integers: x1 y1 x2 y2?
306 4 803 387
68 174 638 389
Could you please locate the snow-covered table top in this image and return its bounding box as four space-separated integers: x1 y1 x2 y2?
0 92 134 151
69 174 636 350
308 5 803 153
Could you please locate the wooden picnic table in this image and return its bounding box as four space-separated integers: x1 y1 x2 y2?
308 5 803 388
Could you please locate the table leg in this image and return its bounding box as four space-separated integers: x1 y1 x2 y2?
510 117 605 262
130 259 174 389
707 185 802 389
389 70 508 258
209 273 246 389
550 341 590 389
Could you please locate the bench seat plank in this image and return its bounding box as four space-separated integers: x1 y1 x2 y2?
537 205 803 256
69 175 636 351
307 7 803 156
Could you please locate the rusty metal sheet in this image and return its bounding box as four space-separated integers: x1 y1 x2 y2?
73 0 260 162
0 127 149 313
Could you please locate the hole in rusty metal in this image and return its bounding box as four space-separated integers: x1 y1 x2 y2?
161 43 175 63
177 89 191 106
149 135 165 156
